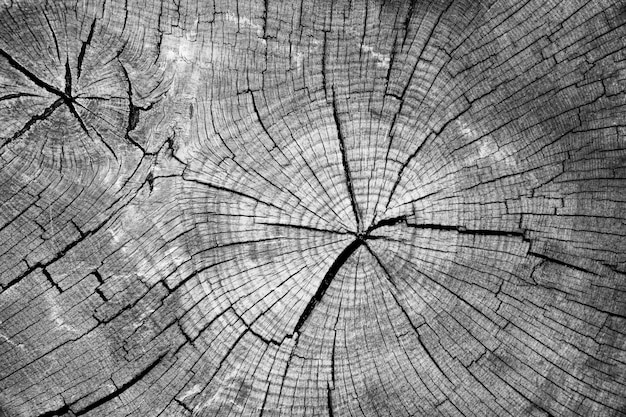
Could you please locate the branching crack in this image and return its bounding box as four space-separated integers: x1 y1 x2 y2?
0 48 91 144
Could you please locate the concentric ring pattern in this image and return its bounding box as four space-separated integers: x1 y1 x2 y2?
0 0 625 416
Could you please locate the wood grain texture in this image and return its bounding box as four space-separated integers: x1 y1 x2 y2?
1 0 625 416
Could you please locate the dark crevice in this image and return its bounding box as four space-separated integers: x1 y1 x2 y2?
0 92 38 102
383 31 399 90
330 331 337 386
64 58 72 97
0 48 66 97
0 48 91 143
359 0 368 52
363 243 397 289
95 287 108 302
176 320 194 348
321 32 329 101
145 171 154 193
42 268 62 293
250 91 276 150
529 252 598 276
287 213 486 335
405 223 528 240
331 87 362 232
71 99 138 156
73 351 168 415
2 207 116 292
327 382 334 417
65 100 91 136
43 11 62 62
262 0 269 39
153 5 164 65
367 215 528 241
77 19 97 79
175 398 194 413
366 215 408 233
35 403 70 417
293 237 364 334
93 269 108 301
92 128 119 161
229 265 311 345
163 129 184 164
117 59 151 155
3 98 63 147
400 0 416 51
60 59 91 136
128 104 140 132
118 61 135 137
34 352 166 416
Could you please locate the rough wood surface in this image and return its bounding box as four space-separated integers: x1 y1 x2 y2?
1 0 625 416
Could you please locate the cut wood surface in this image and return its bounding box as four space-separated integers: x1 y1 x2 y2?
1 0 625 416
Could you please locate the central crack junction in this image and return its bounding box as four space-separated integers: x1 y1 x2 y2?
293 216 401 334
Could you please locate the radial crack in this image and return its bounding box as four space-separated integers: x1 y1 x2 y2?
331 86 362 232
327 381 335 417
180 175 286 213
293 237 364 333
255 221 350 236
64 58 73 96
368 246 447 377
0 48 66 97
0 92 38 102
77 19 97 79
65 100 91 136
3 98 63 146
369 216 528 240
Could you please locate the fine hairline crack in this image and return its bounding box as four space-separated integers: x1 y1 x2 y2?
331 86 362 232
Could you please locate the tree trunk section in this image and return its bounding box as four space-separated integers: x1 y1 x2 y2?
1 0 625 416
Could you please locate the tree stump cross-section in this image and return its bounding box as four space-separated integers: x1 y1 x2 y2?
1 0 625 416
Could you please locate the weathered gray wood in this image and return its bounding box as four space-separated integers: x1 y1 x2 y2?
1 0 625 416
